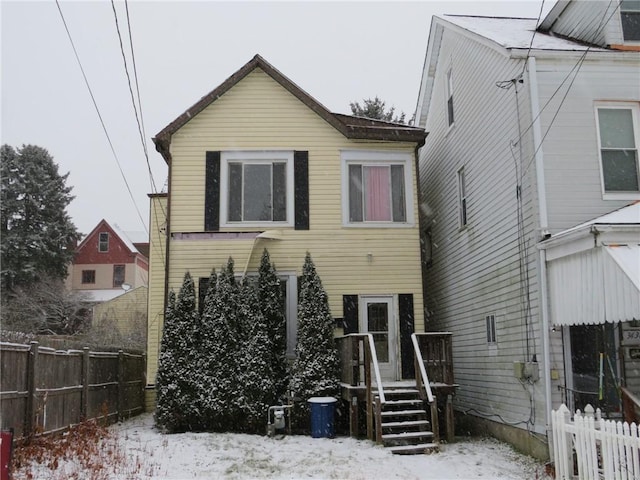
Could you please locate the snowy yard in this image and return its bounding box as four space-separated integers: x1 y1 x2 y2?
17 413 553 479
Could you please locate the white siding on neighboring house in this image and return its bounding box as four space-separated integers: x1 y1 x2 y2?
419 24 547 435
541 1 618 47
535 55 640 234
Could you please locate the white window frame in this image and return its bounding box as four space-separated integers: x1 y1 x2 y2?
620 0 640 43
446 68 455 128
340 150 415 228
457 166 468 229
594 102 640 200
220 151 295 228
98 232 109 252
486 314 497 344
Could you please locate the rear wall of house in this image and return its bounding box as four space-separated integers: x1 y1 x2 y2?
145 69 424 385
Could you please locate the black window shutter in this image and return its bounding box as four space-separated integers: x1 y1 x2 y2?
399 294 415 379
343 295 359 334
294 151 309 230
205 151 221 231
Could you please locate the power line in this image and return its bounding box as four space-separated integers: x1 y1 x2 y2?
55 0 148 235
519 0 546 78
110 0 167 280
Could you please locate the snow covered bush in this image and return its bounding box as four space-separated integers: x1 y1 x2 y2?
199 258 242 431
237 278 277 433
257 249 288 401
155 272 202 432
289 253 340 430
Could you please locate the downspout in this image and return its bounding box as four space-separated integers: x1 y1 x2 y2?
527 56 553 432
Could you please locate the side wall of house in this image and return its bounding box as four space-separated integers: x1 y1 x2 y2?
418 26 548 441
146 195 168 397
145 69 424 385
535 54 640 234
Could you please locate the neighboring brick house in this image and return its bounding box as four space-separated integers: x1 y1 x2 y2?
67 219 149 302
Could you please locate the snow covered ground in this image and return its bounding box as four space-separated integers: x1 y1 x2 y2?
109 413 552 479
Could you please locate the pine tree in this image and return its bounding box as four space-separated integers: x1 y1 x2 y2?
237 278 277 433
289 253 340 429
200 258 241 431
1 144 80 297
155 273 202 432
257 249 288 400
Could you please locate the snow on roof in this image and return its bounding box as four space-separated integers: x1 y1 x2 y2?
82 289 127 302
439 15 607 52
110 223 142 254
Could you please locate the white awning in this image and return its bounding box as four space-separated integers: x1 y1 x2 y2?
548 245 640 326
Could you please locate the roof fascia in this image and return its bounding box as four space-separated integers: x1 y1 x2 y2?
415 17 443 128
510 48 638 62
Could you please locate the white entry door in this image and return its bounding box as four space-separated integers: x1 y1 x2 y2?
360 296 398 382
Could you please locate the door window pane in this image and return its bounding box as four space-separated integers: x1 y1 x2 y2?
367 302 389 362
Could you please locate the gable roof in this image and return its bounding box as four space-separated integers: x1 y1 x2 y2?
153 54 426 163
76 219 143 257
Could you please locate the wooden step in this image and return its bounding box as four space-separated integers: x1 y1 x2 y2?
380 409 426 418
383 399 423 408
381 419 430 429
387 442 440 455
383 388 420 395
382 430 434 442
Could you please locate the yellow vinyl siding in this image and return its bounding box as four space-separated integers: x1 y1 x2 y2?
93 286 147 340
146 195 167 384
146 68 424 384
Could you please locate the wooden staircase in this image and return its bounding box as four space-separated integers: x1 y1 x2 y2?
377 387 439 455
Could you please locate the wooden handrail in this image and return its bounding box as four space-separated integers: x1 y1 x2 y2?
411 333 434 403
364 333 386 404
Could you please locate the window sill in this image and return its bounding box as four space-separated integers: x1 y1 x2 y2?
602 192 640 201
343 222 416 229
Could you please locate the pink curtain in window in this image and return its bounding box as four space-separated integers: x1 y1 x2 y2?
364 166 391 221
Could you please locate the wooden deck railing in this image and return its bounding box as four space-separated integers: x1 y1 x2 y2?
336 334 385 440
622 386 640 424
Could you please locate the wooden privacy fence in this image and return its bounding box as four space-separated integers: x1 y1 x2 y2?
0 341 145 439
552 403 640 480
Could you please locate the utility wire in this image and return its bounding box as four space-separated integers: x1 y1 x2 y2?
519 0 546 78
55 0 148 235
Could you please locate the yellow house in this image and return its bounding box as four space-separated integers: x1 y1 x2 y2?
145 55 427 411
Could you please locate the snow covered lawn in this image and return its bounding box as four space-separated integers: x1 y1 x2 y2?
110 413 551 479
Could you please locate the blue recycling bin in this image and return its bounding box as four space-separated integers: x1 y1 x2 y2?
308 397 337 438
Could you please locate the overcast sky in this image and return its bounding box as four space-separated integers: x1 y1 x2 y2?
1 0 555 238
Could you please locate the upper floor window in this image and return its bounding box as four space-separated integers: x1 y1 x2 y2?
621 1 640 41
446 68 455 127
220 151 294 227
81 270 95 284
595 104 639 197
98 232 109 252
457 166 468 228
113 264 125 287
341 150 414 227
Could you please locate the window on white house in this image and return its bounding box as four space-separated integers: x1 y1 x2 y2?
486 314 497 344
113 265 125 287
446 69 455 127
596 104 640 195
220 151 294 227
342 150 414 226
457 167 467 228
621 1 640 41
81 270 95 284
98 232 109 252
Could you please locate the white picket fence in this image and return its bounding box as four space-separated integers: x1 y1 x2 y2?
552 404 640 479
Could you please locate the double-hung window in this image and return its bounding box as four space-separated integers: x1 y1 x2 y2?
621 1 640 42
98 232 109 252
342 150 414 226
595 103 640 197
220 151 294 227
457 166 468 228
446 68 455 127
